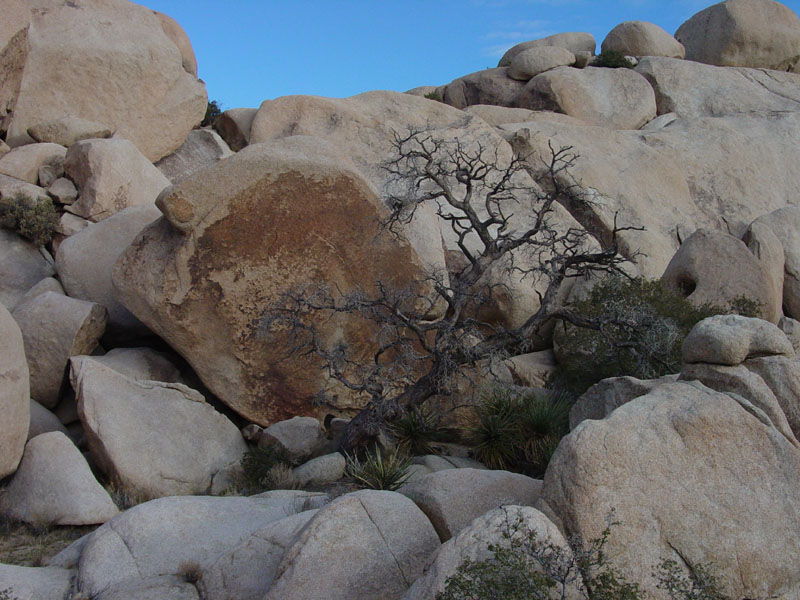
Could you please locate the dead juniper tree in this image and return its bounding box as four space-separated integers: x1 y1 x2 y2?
261 126 638 452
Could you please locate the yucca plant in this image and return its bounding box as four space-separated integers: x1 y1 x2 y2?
389 405 449 456
345 447 412 491
518 391 571 475
467 389 521 471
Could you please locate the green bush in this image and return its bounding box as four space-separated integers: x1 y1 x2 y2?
345 447 412 491
467 388 571 476
594 50 635 68
0 193 58 247
438 513 727 600
389 405 452 456
201 100 222 127
553 277 762 395
424 90 443 102
239 445 293 493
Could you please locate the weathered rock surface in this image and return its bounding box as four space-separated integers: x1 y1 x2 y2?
259 416 324 463
675 0 800 71
76 495 311 597
538 381 800 600
0 229 55 310
504 350 557 387
569 374 678 429
13 291 107 408
27 399 68 440
71 357 246 498
442 67 526 109
214 107 257 151
2 0 207 160
462 104 544 126
750 207 800 319
90 347 181 383
0 173 47 204
743 219 785 323
399 468 541 541
403 505 580 600
47 176 77 205
0 142 66 184
602 21 685 58
292 452 346 487
0 302 29 479
682 314 794 365
499 32 596 67
0 564 72 600
265 490 440 600
64 138 171 222
27 116 112 147
154 10 198 77
113 137 433 425
0 431 119 526
56 204 162 336
93 576 200 600
517 66 657 130
507 46 576 81
739 355 800 438
156 128 234 184
636 56 800 117
661 228 778 321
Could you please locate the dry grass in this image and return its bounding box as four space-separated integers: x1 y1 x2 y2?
0 515 95 567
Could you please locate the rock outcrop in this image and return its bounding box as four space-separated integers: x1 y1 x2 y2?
601 21 685 59
0 302 29 479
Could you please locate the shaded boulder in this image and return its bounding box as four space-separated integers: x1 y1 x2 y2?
0 222 55 311
214 107 257 151
682 314 793 365
63 138 170 222
403 505 580 600
156 128 234 184
499 32 596 67
750 207 800 319
538 380 800 599
441 67 526 109
399 468 542 541
27 116 113 147
517 66 656 130
0 564 72 600
0 431 119 526
27 399 68 440
259 416 324 463
508 46 576 81
113 137 433 426
13 291 107 408
661 229 778 322
76 494 313 597
90 347 181 383
265 490 440 600
675 0 800 71
292 453 346 487
55 204 162 337
47 177 78 205
602 21 685 58
0 142 65 184
0 302 29 479
71 356 246 498
1 0 207 160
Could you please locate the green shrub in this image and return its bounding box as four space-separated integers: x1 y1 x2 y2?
0 193 58 247
345 447 412 491
389 405 451 456
240 445 293 493
201 100 222 127
467 388 571 476
594 50 635 68
553 277 762 395
438 512 728 600
424 90 443 102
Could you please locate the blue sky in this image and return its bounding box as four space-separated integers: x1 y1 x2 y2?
143 0 800 110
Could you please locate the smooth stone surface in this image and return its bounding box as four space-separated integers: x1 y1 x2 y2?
0 302 29 479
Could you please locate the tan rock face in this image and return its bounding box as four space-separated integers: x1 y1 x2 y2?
750 207 800 319
517 66 657 130
2 0 206 161
441 67 526 109
0 302 29 480
602 21 685 59
539 380 800 600
508 46 576 81
113 139 430 425
214 108 257 152
0 142 66 184
676 0 800 71
499 32 596 67
0 228 55 310
0 0 29 133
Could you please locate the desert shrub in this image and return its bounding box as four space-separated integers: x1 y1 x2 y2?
240 445 293 493
345 447 412 491
178 560 203 584
0 193 58 247
389 405 452 456
553 277 762 395
201 100 222 127
467 387 571 476
0 589 17 600
438 512 728 600
424 90 443 102
594 49 634 68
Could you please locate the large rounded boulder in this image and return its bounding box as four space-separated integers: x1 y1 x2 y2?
113 138 431 426
0 302 29 479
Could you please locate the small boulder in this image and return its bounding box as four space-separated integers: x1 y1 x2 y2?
602 21 685 58
156 128 233 184
90 347 181 383
63 138 170 222
517 66 656 129
0 564 72 600
12 291 107 408
27 117 113 147
499 32 596 67
27 399 68 440
0 431 119 526
508 46 576 81
213 107 257 152
0 303 29 479
47 177 78 205
661 228 778 322
399 468 542 541
0 142 66 185
0 228 55 310
259 416 325 464
675 0 800 71
682 314 794 365
292 452 346 487
265 490 440 600
442 68 525 109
